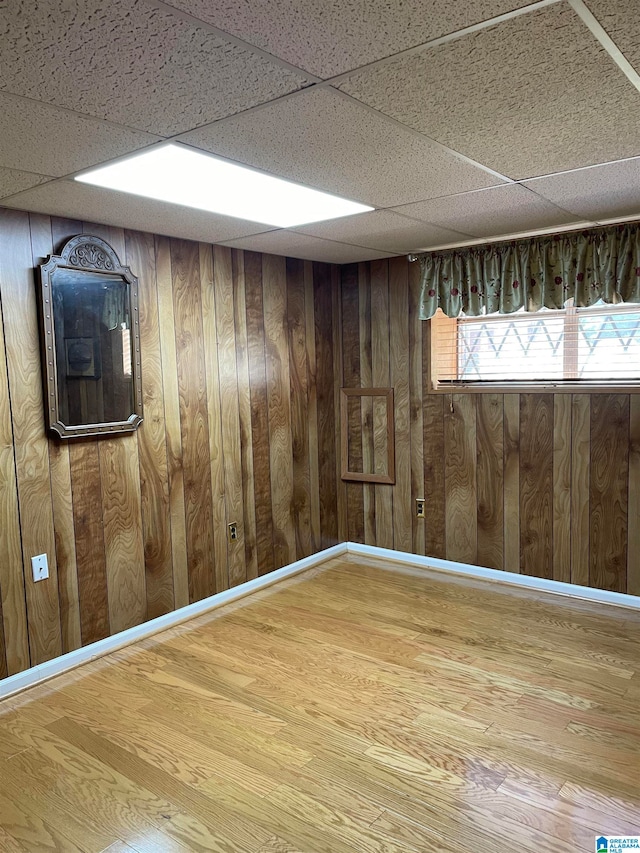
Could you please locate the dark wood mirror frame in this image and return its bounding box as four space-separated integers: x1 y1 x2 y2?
38 235 143 439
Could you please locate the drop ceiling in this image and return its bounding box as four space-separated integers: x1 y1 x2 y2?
1 0 639 263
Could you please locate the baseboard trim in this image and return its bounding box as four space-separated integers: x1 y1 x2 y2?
346 542 640 611
0 543 347 701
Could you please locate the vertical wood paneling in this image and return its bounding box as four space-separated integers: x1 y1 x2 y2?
126 229 174 620
155 236 189 609
389 257 412 554
628 395 640 596
314 262 338 549
213 245 246 588
370 259 393 550
553 394 572 584
304 261 321 554
0 250 29 674
341 264 364 544
590 395 629 592
232 250 259 581
263 254 296 568
171 238 215 602
332 264 347 544
408 260 425 557
358 263 376 546
570 394 590 587
30 213 81 654
444 394 477 563
476 394 503 570
423 336 446 559
287 257 313 558
0 208 61 665
245 252 276 575
520 394 554 579
503 394 520 573
88 224 147 634
70 441 109 646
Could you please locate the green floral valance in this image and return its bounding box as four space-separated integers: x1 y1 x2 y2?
416 222 640 319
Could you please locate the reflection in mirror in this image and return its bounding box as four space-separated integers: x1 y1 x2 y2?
52 269 134 426
38 235 143 438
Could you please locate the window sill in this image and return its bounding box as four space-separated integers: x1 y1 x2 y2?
428 381 640 394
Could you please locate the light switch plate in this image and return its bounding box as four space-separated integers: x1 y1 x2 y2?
31 553 49 582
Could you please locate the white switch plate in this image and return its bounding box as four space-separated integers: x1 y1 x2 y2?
31 553 49 582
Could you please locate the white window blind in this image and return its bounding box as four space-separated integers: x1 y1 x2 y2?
430 301 640 386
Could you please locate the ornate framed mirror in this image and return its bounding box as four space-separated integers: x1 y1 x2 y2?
38 235 143 438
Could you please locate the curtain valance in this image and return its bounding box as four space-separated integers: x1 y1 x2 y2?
416 222 640 319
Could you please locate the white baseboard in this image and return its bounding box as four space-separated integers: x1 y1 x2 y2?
346 542 640 611
0 543 347 701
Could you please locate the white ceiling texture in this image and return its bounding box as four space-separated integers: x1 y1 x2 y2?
1 0 639 263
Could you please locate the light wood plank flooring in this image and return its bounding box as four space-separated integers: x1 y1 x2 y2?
1 555 639 852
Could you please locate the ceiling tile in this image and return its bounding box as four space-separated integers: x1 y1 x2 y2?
180 88 504 208
294 209 473 253
167 0 533 78
2 180 272 244
394 184 584 239
220 230 394 263
0 92 160 176
0 0 310 136
521 157 640 222
0 168 52 199
339 3 640 179
584 0 640 74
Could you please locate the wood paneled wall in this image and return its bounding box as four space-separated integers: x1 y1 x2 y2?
337 257 640 597
0 208 339 678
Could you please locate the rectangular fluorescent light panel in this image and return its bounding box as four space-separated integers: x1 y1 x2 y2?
76 143 373 228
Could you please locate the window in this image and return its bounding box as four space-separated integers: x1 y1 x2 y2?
430 300 640 391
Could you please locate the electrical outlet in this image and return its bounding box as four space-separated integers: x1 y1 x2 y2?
416 499 426 518
228 522 238 542
31 553 49 582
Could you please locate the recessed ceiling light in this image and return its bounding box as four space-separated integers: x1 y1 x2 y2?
76 143 374 228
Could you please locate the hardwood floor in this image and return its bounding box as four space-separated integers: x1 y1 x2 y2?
1 554 639 852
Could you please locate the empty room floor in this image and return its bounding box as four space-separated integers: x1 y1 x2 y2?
0 554 639 852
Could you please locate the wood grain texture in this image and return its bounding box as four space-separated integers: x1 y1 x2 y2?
263 253 296 568
0 273 29 675
520 394 553 580
0 208 61 665
408 259 425 557
553 394 572 584
2 553 639 852
155 236 189 610
358 262 376 546
629 395 640 596
370 259 393 550
126 229 174 620
590 395 629 593
171 238 216 603
340 264 364 544
314 262 339 549
287 258 314 558
69 441 109 646
245 252 276 576
476 394 503 571
389 257 412 554
332 264 347 546
570 395 590 588
304 261 321 556
503 394 520 574
213 245 246 588
233 250 259 581
444 394 477 563
0 209 341 681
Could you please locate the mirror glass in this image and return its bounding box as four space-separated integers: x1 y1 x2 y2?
51 268 134 426
39 235 143 438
